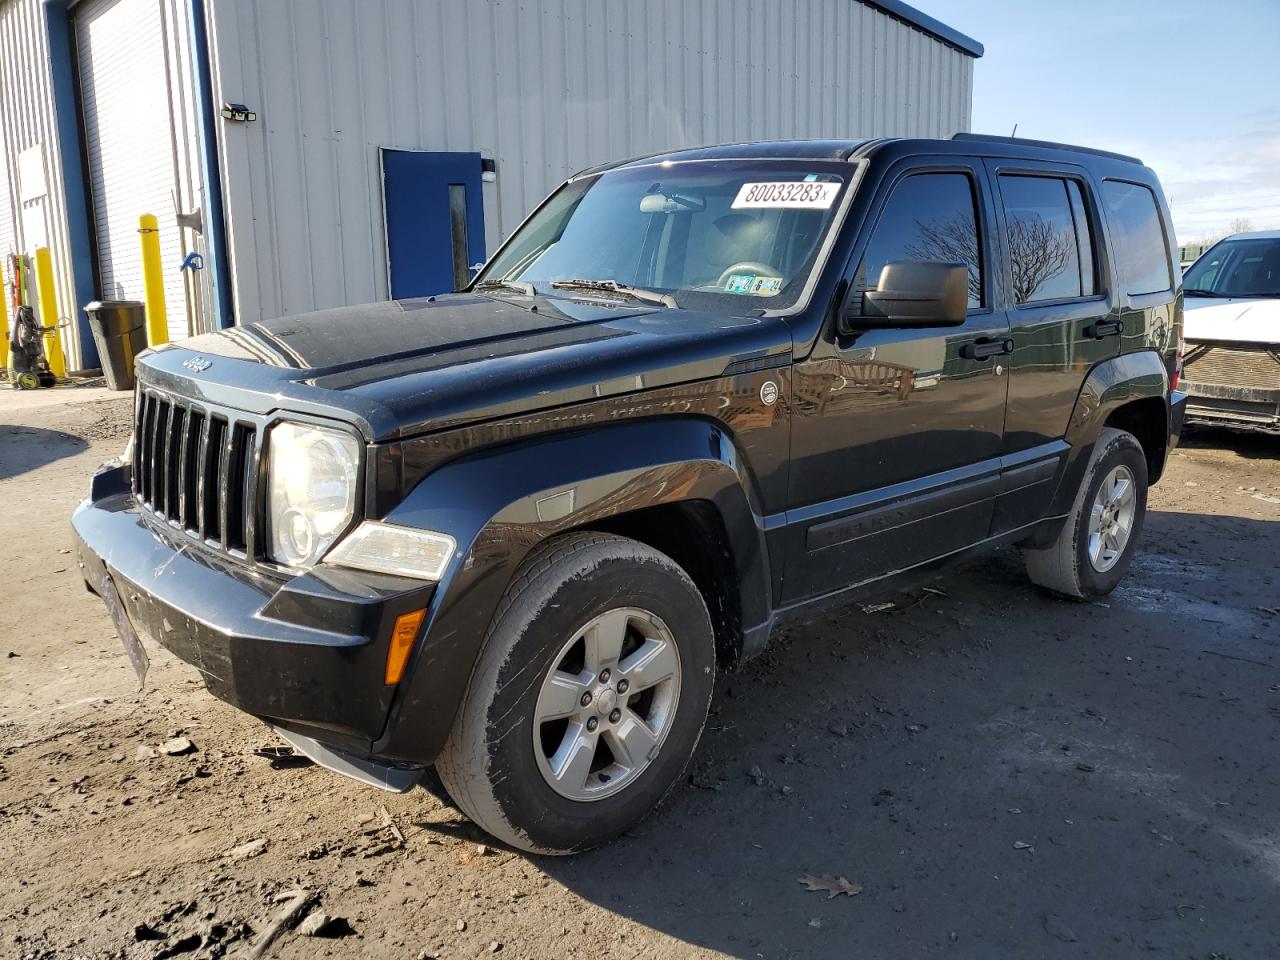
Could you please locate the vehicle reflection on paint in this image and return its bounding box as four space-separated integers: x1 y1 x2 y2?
791 334 973 417
392 363 794 516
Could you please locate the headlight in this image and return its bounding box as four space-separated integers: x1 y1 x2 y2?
267 422 361 568
324 522 456 580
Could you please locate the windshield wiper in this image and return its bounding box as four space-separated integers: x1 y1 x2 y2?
549 278 677 308
1183 287 1223 297
474 279 537 297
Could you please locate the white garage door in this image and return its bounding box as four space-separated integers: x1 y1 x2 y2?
0 123 16 260
76 0 188 341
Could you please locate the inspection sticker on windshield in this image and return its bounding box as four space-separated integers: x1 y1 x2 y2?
732 181 840 209
724 274 784 296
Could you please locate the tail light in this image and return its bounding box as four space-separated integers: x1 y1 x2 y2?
1170 348 1182 392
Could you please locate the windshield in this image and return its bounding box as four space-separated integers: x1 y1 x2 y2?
476 160 852 311
1183 236 1280 298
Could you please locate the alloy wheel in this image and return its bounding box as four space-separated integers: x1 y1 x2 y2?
532 607 682 801
1087 464 1136 573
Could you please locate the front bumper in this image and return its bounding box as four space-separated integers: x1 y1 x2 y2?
1184 383 1280 434
73 462 436 768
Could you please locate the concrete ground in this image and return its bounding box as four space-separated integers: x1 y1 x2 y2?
0 376 119 413
1 393 1277 960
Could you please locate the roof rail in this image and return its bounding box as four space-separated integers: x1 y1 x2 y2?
951 133 1142 165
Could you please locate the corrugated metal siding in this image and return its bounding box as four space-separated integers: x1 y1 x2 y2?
0 0 82 365
205 0 975 324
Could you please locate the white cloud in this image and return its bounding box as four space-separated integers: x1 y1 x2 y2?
1125 116 1280 245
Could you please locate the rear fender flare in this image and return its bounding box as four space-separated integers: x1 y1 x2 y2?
1050 349 1169 517
372 417 770 763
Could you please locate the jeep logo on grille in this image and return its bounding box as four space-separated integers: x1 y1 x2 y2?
182 356 212 373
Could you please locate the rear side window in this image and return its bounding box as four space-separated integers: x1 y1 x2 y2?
1102 181 1172 296
999 175 1096 303
860 172 983 309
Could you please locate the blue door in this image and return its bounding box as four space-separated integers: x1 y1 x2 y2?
382 150 486 299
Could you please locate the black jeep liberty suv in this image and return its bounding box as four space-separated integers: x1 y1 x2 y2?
75 135 1186 854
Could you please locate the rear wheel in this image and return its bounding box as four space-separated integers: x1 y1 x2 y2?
1024 427 1148 598
435 532 715 854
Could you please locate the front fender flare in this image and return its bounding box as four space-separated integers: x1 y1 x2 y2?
372 417 770 763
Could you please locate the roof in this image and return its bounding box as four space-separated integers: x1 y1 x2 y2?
1221 230 1280 241
607 140 874 170
592 134 1149 175
863 0 983 58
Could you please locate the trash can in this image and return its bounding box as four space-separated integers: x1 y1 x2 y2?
85 300 147 391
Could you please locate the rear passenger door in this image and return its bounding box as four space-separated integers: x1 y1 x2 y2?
984 160 1119 533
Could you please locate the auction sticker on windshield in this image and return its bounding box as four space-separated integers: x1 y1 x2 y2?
732 181 840 209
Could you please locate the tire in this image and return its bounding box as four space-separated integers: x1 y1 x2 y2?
435 531 715 854
1024 427 1148 599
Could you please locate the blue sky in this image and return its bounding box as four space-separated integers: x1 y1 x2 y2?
918 0 1280 244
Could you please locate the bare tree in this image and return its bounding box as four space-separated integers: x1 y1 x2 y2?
902 211 1075 303
903 213 981 302
1228 217 1254 235
1004 215 1075 303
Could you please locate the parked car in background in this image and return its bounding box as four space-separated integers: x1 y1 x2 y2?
74 135 1185 854
1182 230 1280 434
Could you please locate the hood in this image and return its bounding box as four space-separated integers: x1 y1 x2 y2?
181 293 640 373
140 292 793 440
1183 296 1280 345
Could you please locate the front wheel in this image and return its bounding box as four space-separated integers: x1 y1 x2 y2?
435 532 715 854
1023 427 1148 599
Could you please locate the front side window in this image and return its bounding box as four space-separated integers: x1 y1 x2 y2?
857 172 983 310
999 175 1096 304
1102 180 1172 296
477 161 852 312
1183 236 1280 298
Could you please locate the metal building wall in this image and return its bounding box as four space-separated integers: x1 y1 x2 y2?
0 0 82 365
205 0 975 325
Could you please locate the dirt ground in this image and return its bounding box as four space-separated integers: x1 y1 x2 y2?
1 390 1277 960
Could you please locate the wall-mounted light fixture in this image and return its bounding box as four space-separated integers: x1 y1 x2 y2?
220 103 257 122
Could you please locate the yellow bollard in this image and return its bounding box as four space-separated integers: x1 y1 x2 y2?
34 247 66 379
138 213 168 346
0 258 9 372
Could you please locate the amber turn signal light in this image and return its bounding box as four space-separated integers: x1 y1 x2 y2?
385 608 427 685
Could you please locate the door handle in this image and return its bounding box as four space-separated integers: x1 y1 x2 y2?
961 337 1014 361
1085 319 1124 339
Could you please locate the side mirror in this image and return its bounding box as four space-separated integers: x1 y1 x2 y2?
847 261 969 330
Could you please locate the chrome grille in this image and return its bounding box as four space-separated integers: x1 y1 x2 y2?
132 389 261 558
1184 344 1280 392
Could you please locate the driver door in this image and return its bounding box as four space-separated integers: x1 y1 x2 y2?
784 159 1011 602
